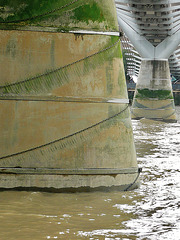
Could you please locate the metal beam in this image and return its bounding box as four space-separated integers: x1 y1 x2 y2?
118 16 155 58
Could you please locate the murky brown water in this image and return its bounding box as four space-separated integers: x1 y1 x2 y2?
0 107 179 240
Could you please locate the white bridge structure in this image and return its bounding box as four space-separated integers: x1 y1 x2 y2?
115 0 180 122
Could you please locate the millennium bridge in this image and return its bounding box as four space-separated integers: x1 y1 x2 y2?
116 0 180 121
116 0 180 80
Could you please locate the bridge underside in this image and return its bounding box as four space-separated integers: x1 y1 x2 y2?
116 0 180 122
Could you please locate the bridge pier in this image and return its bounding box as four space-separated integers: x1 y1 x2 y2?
131 59 177 122
0 0 139 191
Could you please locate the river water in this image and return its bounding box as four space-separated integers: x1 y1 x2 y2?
0 107 179 240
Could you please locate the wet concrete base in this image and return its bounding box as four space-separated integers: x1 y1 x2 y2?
0 169 140 192
131 116 177 123
0 183 140 193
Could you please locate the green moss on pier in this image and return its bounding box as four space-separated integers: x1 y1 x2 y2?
71 2 105 24
136 89 173 100
0 0 118 32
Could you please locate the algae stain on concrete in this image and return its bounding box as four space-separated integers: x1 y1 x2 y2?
72 2 105 24
50 39 55 67
12 101 19 146
136 89 173 100
5 38 17 58
106 63 113 95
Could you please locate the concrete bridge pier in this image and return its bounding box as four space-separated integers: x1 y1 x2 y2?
131 59 177 122
0 0 140 191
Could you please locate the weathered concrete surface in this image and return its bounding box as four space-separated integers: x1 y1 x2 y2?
132 59 177 122
0 32 125 97
0 0 139 191
0 172 139 192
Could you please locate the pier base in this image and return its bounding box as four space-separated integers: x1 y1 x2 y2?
0 167 141 192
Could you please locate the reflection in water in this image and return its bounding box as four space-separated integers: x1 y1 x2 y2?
0 107 179 240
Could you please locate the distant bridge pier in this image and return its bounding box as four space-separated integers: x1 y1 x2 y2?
131 59 177 122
